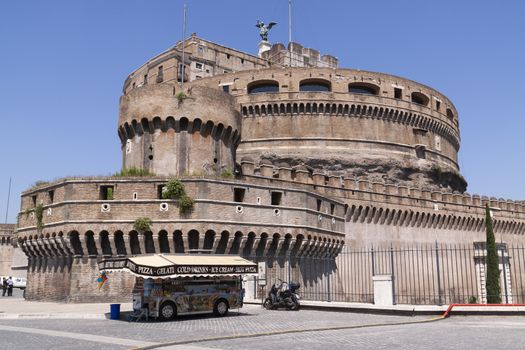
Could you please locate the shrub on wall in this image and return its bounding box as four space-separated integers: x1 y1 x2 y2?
35 203 44 230
133 217 152 232
220 168 234 179
178 194 194 215
162 178 186 199
161 178 195 215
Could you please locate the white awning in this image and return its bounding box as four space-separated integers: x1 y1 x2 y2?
98 254 258 279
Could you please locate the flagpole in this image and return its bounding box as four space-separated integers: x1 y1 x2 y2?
288 0 292 66
181 0 187 89
288 0 292 44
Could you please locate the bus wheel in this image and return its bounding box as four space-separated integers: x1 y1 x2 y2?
159 301 177 321
213 299 229 317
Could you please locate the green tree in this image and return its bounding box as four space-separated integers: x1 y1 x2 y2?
485 204 501 304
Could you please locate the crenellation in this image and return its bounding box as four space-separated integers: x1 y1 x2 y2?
278 166 293 181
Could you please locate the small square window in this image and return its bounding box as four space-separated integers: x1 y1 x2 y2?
271 192 282 206
222 85 230 93
394 88 402 99
226 53 231 59
195 62 203 70
100 186 114 200
234 188 245 203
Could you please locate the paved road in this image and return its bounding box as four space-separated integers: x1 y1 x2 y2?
0 305 523 349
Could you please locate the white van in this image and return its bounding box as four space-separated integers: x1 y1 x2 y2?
0 276 26 289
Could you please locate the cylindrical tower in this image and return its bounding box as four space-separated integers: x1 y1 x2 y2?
118 84 241 176
187 67 465 192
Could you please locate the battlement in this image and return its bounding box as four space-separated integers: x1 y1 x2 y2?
240 159 525 218
261 41 338 68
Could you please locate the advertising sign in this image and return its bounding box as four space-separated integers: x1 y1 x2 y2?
257 261 267 286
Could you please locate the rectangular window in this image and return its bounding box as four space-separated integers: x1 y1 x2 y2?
48 190 54 204
226 53 231 59
31 195 37 207
143 74 148 85
271 192 282 206
234 188 245 203
394 88 402 99
330 203 335 215
178 63 187 82
100 186 114 200
156 66 164 83
157 185 166 199
436 100 441 111
195 62 203 70
316 199 322 211
222 85 230 93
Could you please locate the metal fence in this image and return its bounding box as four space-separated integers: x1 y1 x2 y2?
250 243 525 305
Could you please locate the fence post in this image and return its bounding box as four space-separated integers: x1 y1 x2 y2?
287 250 291 286
327 257 331 302
435 241 443 306
390 244 396 305
501 246 509 304
371 246 375 276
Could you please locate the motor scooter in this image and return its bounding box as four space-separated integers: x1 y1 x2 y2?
263 279 300 310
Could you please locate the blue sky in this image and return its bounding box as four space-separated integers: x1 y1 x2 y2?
1 0 524 223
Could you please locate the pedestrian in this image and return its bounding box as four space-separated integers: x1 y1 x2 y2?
7 277 13 297
1 277 7 297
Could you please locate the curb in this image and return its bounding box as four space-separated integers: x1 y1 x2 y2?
244 301 444 316
244 300 525 317
0 313 106 319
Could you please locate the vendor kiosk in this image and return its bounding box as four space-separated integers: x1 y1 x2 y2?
98 254 258 321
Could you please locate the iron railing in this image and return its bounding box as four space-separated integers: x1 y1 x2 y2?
248 243 525 305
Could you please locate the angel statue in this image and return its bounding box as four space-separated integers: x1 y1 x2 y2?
255 20 277 42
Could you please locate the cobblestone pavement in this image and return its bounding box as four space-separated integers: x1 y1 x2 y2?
191 316 525 350
0 305 524 350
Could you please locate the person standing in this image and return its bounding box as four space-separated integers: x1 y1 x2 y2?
7 277 13 296
1 277 7 296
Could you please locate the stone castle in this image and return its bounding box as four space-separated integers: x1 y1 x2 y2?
11 34 525 302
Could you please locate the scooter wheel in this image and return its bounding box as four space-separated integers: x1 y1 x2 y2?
263 298 274 310
289 302 300 311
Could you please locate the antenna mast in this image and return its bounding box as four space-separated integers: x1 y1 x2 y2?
288 0 292 66
4 177 11 224
180 1 187 89
288 0 292 44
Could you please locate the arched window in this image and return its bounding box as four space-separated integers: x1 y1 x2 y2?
348 82 379 95
299 79 331 92
247 80 279 94
411 92 429 106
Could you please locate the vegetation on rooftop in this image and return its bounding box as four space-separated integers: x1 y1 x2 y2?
113 167 155 177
